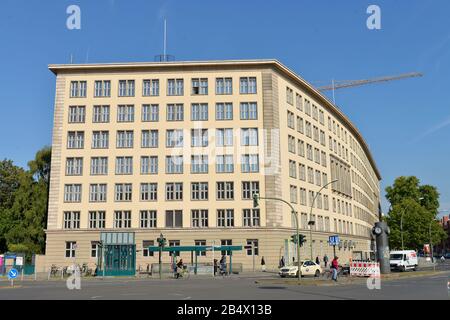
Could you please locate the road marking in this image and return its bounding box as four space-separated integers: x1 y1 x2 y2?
91 296 103 299
182 296 192 300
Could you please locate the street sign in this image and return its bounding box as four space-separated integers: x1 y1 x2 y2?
329 235 340 246
16 257 23 266
8 268 19 280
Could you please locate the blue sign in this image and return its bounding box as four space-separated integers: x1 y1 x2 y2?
8 268 18 279
329 235 340 246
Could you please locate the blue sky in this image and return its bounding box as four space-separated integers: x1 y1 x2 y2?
0 0 449 215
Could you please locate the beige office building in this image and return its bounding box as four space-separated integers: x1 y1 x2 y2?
43 59 381 273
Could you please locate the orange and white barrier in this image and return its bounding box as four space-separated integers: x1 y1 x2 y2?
350 260 380 277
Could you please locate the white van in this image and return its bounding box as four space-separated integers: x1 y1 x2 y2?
390 250 418 271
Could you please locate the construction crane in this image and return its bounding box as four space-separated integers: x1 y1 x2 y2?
316 72 423 104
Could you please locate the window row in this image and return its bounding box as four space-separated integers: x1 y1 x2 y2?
69 77 257 98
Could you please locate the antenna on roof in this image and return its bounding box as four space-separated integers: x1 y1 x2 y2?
154 18 175 62
70 53 74 64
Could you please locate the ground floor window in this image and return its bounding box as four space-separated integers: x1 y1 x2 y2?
195 240 207 256
91 241 100 258
65 241 76 258
169 240 180 257
246 239 259 256
143 240 154 257
221 239 232 256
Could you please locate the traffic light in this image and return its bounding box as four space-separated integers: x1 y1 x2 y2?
298 234 307 247
290 234 298 244
157 234 167 248
253 193 259 208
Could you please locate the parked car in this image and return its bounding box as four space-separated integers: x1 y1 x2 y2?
444 253 450 259
279 260 322 278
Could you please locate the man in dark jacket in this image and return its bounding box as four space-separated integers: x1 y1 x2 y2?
323 254 329 267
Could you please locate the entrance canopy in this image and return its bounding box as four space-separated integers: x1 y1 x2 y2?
147 245 242 253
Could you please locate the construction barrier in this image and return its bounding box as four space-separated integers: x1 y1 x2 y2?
350 260 380 277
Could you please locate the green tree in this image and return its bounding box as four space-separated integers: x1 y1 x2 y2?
385 176 446 250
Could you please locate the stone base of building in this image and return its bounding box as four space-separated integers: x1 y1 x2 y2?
42 228 373 273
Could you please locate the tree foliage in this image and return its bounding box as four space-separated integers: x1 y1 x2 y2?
385 176 446 250
0 147 51 260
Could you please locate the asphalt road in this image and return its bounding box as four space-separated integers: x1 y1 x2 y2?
0 271 449 300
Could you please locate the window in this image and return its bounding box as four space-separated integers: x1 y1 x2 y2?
91 157 108 175
289 160 297 178
65 241 77 258
90 241 100 258
288 135 296 154
140 183 157 201
115 157 133 175
143 79 159 96
166 130 184 148
296 94 303 111
321 151 327 167
216 155 234 173
305 121 312 138
217 209 234 227
305 99 311 116
299 164 306 181
240 77 257 94
166 183 183 201
217 182 234 200
167 79 184 96
192 78 208 95
165 210 183 228
312 105 319 121
68 106 85 123
221 239 233 256
115 184 132 202
114 211 131 229
191 155 208 174
307 144 313 161
140 211 157 229
166 156 183 174
243 209 260 227
167 104 184 121
287 111 295 129
216 103 233 120
242 181 259 200
300 188 307 206
191 103 208 121
67 131 84 149
297 116 304 134
168 240 181 257
195 240 207 256
70 81 86 98
143 240 155 257
191 182 208 200
63 211 80 229
118 80 135 97
216 128 233 147
315 170 322 186
89 184 107 202
117 105 135 122
93 105 110 123
216 78 232 95
307 167 314 184
240 102 258 120
241 154 259 173
94 80 111 97
241 128 258 146
313 126 319 142
64 184 81 203
298 140 305 157
319 110 325 125
89 211 106 229
141 130 158 148
191 129 208 147
290 185 298 203
66 158 83 176
92 131 109 149
191 210 208 228
142 104 159 122
246 239 259 256
286 87 294 105
141 156 158 175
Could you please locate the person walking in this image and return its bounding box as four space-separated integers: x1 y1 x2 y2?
330 256 339 282
315 256 320 266
261 257 266 272
323 254 329 268
279 256 285 268
213 259 218 276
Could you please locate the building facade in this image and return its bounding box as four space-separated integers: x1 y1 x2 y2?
44 60 381 273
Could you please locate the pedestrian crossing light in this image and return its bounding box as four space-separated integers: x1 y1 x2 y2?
157 233 166 248
253 193 260 208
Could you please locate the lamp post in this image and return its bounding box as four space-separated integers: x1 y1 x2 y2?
253 193 301 283
308 220 315 260
429 219 436 272
308 179 338 260
157 233 166 280
400 197 424 250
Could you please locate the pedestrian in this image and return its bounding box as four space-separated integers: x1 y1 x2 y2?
323 254 329 268
220 255 227 275
315 256 320 266
331 256 339 282
261 257 266 272
176 259 184 279
279 256 285 268
213 259 218 276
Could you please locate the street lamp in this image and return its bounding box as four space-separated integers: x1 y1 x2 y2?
308 220 315 260
253 193 301 283
308 179 338 260
400 197 424 250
